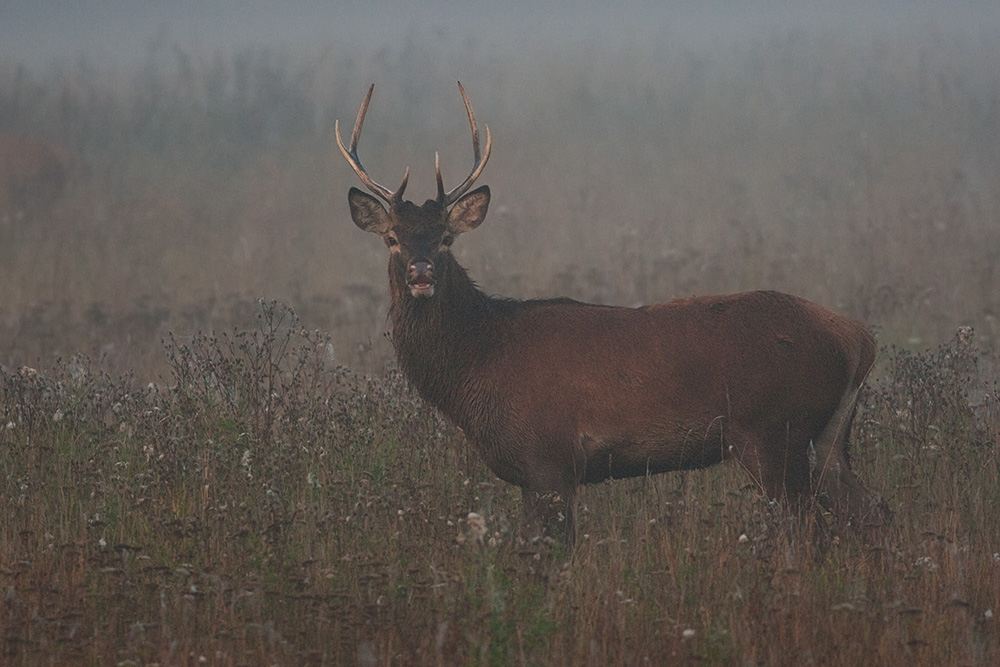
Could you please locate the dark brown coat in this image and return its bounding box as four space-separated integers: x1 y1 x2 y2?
337 84 889 538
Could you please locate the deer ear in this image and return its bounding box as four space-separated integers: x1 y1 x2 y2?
448 185 490 234
348 187 391 233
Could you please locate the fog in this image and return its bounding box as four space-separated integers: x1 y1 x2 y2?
5 6 1000 664
2 0 999 376
5 1 993 69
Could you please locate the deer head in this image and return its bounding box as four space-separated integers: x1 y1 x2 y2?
337 82 492 299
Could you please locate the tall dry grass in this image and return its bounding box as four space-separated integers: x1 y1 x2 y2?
1 11 999 665
1 302 997 664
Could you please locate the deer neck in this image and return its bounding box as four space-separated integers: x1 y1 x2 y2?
387 254 502 414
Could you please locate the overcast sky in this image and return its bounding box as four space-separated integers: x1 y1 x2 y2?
3 0 599 67
4 1 995 73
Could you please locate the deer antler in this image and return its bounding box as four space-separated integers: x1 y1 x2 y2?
337 82 490 207
436 81 492 206
335 84 409 203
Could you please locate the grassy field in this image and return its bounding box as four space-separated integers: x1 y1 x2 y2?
2 9 999 665
1 304 998 665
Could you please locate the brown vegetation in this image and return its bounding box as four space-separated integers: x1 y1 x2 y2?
0 11 999 665
0 304 997 664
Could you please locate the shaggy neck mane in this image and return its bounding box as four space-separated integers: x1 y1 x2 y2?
387 253 511 422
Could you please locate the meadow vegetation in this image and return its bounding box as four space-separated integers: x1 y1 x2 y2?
1 11 999 665
2 303 998 665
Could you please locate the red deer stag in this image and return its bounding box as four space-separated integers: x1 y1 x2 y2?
0 132 71 224
336 83 890 540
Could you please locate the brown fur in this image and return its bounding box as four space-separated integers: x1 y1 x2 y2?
0 132 71 223
338 84 889 539
346 189 890 539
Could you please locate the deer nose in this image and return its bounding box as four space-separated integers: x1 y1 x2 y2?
407 260 436 298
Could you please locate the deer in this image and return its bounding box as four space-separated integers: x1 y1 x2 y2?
336 82 891 541
0 132 72 225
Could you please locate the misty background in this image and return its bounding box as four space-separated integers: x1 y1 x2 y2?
1 0 999 377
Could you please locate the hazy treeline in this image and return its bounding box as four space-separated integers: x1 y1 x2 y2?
1 6 999 664
1 7 998 377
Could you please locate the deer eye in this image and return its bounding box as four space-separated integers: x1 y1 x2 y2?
441 235 454 247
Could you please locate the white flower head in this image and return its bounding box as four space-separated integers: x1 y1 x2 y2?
466 512 487 542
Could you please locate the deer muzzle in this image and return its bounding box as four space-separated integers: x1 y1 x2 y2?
407 260 435 298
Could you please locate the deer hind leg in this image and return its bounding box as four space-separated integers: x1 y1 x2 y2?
812 383 893 529
520 466 578 544
730 427 813 517
521 487 575 542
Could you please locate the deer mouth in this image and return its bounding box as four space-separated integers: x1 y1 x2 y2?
408 278 435 298
407 261 436 298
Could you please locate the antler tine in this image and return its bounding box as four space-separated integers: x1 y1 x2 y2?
348 83 373 153
440 81 492 206
435 152 445 202
458 81 481 162
335 84 407 203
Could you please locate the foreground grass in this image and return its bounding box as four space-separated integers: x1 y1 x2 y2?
1 302 997 665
